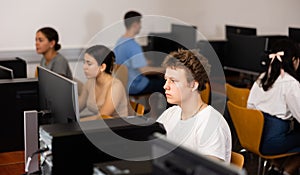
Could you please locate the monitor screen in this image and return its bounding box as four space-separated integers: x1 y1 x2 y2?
289 27 300 44
225 25 257 39
260 35 289 52
151 133 246 175
147 33 180 66
225 34 267 75
0 57 27 78
171 23 197 49
38 66 79 124
0 78 38 152
0 65 13 79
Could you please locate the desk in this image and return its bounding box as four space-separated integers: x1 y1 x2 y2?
0 151 25 175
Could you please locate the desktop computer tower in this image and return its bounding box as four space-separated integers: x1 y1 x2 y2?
39 117 165 175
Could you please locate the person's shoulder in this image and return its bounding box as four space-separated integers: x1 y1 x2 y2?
116 37 135 45
274 73 299 88
55 52 68 62
166 105 181 112
201 105 219 115
282 73 298 82
157 106 180 121
202 105 226 122
111 76 124 88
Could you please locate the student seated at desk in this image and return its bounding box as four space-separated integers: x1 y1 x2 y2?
114 10 165 95
79 45 128 121
157 49 232 162
247 39 300 175
35 27 72 79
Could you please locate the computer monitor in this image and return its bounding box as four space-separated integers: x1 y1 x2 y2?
171 23 197 49
224 34 267 75
225 25 257 39
147 32 180 66
289 27 300 44
38 66 79 124
151 133 246 175
0 78 38 152
260 35 289 52
0 57 27 78
0 65 13 79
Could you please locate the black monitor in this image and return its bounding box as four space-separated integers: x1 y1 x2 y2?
260 35 289 52
225 34 267 75
225 25 257 39
38 66 79 124
151 133 246 175
0 78 38 152
289 27 300 44
171 23 197 49
0 57 27 78
147 32 180 66
0 65 13 79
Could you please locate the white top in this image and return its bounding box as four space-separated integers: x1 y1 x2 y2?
247 73 300 123
157 105 232 162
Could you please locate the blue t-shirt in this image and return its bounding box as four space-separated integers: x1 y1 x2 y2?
114 37 149 94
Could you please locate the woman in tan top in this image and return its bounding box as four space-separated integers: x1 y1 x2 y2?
79 45 128 120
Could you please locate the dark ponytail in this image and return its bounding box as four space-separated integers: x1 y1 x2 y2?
260 39 300 91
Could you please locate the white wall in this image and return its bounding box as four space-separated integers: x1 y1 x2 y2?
1 0 300 78
1 0 300 51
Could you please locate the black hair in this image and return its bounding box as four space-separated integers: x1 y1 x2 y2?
261 39 300 91
85 45 115 74
124 11 142 29
37 27 61 51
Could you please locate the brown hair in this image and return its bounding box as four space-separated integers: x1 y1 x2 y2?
162 49 211 92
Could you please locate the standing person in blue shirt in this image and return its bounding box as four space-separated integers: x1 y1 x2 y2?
114 11 165 95
35 27 72 79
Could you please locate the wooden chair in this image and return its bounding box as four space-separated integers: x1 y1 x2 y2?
225 83 250 107
113 64 128 90
129 101 145 116
227 101 298 175
200 82 211 104
231 151 244 169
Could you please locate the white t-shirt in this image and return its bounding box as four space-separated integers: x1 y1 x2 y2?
247 73 300 123
157 105 232 162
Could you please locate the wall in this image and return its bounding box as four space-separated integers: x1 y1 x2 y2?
1 0 300 50
1 0 300 77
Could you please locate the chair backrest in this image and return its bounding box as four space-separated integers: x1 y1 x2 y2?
227 101 264 155
225 83 250 107
130 101 145 116
200 82 210 104
231 151 244 169
113 64 128 89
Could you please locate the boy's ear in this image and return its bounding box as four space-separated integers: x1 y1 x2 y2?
192 81 199 91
